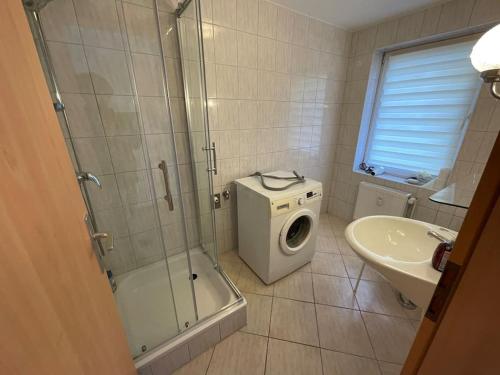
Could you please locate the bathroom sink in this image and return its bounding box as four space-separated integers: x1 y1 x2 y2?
345 215 457 309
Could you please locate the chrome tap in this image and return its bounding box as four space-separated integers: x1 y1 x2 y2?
427 230 455 247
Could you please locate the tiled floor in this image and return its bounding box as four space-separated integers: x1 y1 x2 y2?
173 215 421 375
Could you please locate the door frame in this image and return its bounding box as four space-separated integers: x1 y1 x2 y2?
402 132 500 373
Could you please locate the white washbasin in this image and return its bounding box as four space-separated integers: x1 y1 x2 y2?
345 215 457 309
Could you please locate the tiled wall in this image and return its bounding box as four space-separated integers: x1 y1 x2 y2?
329 0 500 231
199 0 351 252
37 0 198 274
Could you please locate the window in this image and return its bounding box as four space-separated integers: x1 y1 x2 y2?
362 39 481 178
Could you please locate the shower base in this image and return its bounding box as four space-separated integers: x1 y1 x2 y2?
114 248 246 373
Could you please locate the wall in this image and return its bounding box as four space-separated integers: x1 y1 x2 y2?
36 0 197 274
200 0 351 252
329 0 500 231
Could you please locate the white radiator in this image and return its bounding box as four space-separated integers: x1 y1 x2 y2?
353 182 416 220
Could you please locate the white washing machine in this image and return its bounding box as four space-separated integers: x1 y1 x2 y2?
235 171 322 284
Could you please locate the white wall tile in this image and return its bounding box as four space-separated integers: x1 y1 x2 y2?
236 0 258 34
212 0 236 28
237 31 258 68
258 0 278 38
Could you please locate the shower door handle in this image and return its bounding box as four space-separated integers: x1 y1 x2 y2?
159 160 174 211
203 142 217 175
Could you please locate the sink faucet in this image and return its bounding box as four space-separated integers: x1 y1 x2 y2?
427 230 455 247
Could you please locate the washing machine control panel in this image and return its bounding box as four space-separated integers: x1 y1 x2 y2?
270 186 322 217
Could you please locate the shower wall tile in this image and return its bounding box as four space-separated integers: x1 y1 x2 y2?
47 41 93 93
131 228 164 266
146 133 176 166
85 46 132 94
125 201 158 234
64 93 104 137
73 137 114 175
107 135 147 172
116 170 153 204
73 0 124 49
139 96 171 134
95 206 130 237
123 2 161 55
86 174 123 209
40 0 195 277
105 235 137 273
132 53 165 96
39 0 81 44
96 95 140 136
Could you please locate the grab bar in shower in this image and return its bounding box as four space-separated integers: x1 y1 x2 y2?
159 160 174 211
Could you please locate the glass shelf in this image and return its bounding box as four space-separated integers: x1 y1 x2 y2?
429 183 474 209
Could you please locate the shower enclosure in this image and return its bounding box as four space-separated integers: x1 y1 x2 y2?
23 0 243 365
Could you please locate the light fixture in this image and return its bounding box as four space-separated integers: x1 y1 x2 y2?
470 24 500 99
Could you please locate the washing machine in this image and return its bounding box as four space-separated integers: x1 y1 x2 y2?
235 171 322 284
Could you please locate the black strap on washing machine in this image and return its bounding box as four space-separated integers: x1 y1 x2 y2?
251 171 306 191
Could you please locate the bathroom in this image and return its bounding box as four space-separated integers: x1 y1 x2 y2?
1 0 499 374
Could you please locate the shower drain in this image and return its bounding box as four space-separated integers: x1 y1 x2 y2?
141 345 147 353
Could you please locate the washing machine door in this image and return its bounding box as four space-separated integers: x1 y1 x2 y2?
279 209 316 255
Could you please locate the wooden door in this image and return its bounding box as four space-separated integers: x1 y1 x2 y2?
0 1 136 374
402 132 500 373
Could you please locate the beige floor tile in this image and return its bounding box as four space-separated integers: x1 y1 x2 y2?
353 280 407 318
362 312 416 364
269 298 319 346
379 361 403 375
237 263 274 296
311 252 347 277
403 306 423 321
316 304 374 358
173 347 213 375
219 250 242 264
316 235 340 253
329 216 349 237
274 271 314 302
207 332 267 375
321 349 380 375
241 293 272 336
410 319 421 331
342 255 386 282
336 237 357 256
313 274 358 309
266 339 322 375
297 261 312 272
319 226 335 238
219 251 244 283
220 259 242 284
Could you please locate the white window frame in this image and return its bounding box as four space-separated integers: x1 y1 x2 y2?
361 35 482 179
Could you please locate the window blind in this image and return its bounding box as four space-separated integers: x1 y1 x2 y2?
365 39 481 177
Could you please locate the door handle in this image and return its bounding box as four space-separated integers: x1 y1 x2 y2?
159 160 174 211
203 141 217 175
77 172 102 189
92 232 114 253
84 215 107 273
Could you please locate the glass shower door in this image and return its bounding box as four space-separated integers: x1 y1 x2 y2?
177 0 219 266
25 0 197 359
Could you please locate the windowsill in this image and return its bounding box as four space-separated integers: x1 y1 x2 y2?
353 169 438 191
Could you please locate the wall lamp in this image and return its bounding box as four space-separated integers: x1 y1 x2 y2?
471 24 500 99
